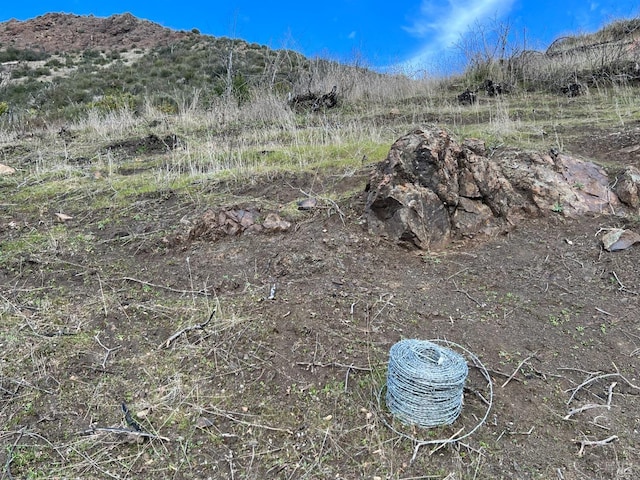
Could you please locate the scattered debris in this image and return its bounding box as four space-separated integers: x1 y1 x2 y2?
106 133 181 155
457 88 477 105
561 82 583 97
187 208 291 242
262 212 291 232
483 79 511 96
288 85 338 112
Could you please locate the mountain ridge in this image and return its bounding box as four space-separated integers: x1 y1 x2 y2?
0 12 190 53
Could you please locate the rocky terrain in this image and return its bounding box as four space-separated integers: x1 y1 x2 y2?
0 12 188 52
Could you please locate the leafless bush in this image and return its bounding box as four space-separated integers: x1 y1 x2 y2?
459 16 640 93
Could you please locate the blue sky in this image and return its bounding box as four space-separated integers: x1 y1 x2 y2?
2 1 639 74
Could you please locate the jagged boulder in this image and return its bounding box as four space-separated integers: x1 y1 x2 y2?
614 166 640 209
364 127 624 249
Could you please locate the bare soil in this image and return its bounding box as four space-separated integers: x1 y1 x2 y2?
1 122 639 479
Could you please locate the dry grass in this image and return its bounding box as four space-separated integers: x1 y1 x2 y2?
2 25 640 478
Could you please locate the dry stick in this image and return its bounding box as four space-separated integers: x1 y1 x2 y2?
452 280 486 308
501 353 537 388
425 426 465 458
297 186 346 225
446 267 469 281
595 307 612 316
611 270 639 295
564 382 616 420
121 276 211 296
94 334 122 370
3 427 25 480
295 361 373 372
159 308 216 349
79 427 170 442
566 372 640 405
203 407 294 435
575 435 618 457
96 273 108 317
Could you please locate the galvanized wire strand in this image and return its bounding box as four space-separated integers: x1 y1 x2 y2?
385 339 468 428
377 339 494 461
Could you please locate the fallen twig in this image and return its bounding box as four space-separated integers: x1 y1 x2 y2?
3 427 25 480
611 271 639 295
564 382 616 420
95 334 122 369
296 361 373 372
202 407 294 435
159 308 216 349
80 427 170 442
566 372 640 405
502 353 537 388
121 276 211 296
575 434 618 457
427 426 465 457
446 268 469 281
452 280 486 308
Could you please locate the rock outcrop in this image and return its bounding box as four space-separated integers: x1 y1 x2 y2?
364 127 631 249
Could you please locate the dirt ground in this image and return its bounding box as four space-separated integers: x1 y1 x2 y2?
1 120 639 479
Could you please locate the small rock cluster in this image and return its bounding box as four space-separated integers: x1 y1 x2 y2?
187 208 291 242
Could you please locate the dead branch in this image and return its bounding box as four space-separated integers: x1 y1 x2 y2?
575 434 618 457
296 187 346 225
201 406 294 435
564 382 616 420
94 334 122 369
611 271 639 295
452 280 486 308
121 276 211 296
501 353 537 388
566 372 640 405
159 308 216 349
296 361 373 372
79 427 170 442
3 427 25 480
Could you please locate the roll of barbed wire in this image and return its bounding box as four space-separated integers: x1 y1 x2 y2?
385 339 468 428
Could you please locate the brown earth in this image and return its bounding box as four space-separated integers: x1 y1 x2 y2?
0 122 639 479
0 12 188 53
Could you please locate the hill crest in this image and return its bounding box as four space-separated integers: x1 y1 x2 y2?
0 12 189 53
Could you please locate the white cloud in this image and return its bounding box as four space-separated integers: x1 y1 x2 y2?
390 0 515 74
348 31 357 39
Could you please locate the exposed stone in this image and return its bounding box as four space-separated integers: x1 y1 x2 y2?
364 127 624 249
614 166 640 208
601 228 640 251
262 213 291 232
187 208 290 242
0 163 16 175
